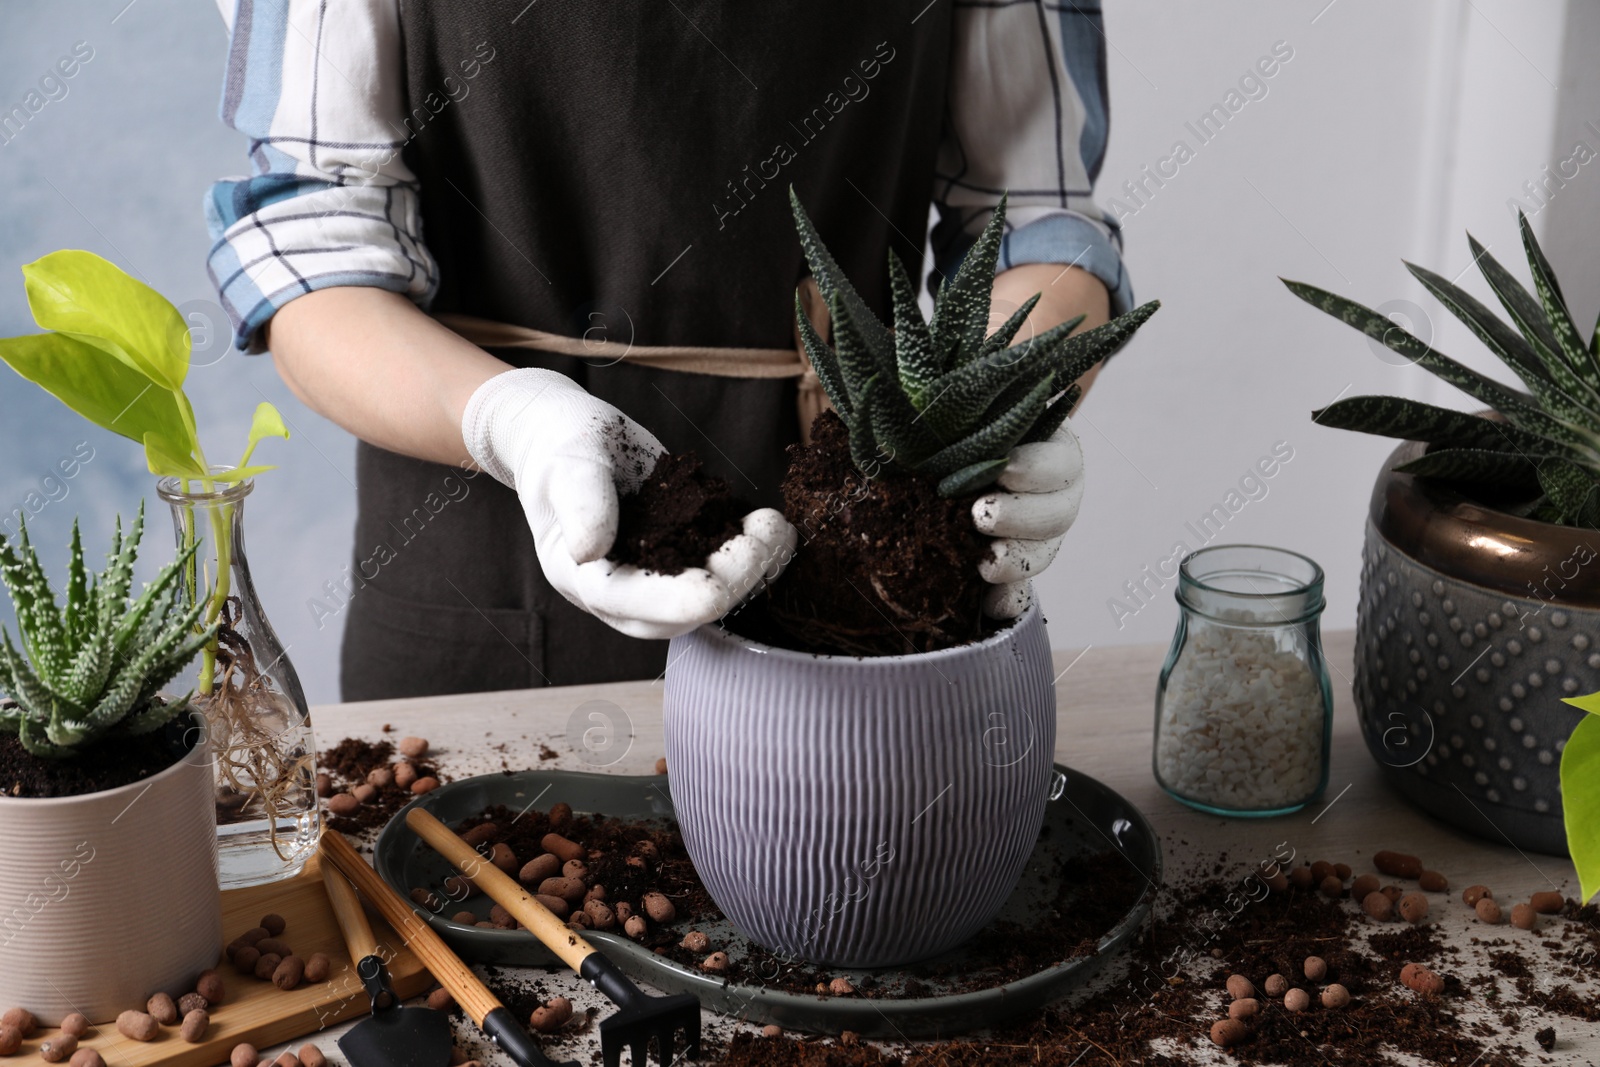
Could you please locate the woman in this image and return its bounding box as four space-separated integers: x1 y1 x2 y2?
207 0 1132 699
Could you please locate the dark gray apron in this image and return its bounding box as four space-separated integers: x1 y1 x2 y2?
341 0 953 699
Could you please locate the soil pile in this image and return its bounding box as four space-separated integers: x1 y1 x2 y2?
317 736 445 834
608 451 746 575
753 411 993 657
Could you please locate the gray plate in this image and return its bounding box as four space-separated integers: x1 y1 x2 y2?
372 764 1161 1039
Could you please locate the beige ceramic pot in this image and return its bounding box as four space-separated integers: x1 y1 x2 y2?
0 719 221 1023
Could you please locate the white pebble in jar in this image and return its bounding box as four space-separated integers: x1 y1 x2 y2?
1156 615 1325 810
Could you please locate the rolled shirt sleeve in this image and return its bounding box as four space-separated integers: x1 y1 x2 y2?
206 0 437 351
933 0 1133 314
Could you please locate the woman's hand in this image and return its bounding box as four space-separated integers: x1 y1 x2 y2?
976 263 1108 617
462 368 796 639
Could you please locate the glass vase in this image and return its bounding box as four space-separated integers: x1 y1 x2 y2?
159 471 320 887
1153 544 1334 817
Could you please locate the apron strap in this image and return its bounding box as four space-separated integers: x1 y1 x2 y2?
435 280 835 443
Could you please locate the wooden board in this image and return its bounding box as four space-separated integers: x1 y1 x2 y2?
15 853 433 1067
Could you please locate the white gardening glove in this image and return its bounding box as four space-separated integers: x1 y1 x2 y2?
972 423 1085 618
462 368 797 640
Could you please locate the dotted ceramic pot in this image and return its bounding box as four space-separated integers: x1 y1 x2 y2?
1355 442 1598 855
662 597 1057 968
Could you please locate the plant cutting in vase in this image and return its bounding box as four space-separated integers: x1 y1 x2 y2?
0 250 317 884
0 511 222 1023
1287 212 1600 854
661 193 1160 968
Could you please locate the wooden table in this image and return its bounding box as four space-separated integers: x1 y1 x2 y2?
273 631 1595 1065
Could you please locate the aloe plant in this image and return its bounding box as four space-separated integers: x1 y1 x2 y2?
791 189 1160 496
0 505 216 758
1287 212 1600 526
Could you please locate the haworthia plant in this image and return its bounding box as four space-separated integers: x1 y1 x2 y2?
1288 211 1600 527
0 504 216 758
791 189 1160 497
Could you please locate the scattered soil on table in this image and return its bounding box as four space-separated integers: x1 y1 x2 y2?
742 410 997 657
0 709 196 798
317 737 445 834
607 450 746 575
426 791 1600 1065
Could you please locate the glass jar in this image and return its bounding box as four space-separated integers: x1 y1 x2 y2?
1153 545 1333 816
159 472 320 887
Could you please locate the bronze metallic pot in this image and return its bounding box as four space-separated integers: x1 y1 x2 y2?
1356 441 1598 855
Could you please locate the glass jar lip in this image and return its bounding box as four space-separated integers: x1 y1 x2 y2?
155 466 255 504
1177 544 1326 625
1179 543 1325 597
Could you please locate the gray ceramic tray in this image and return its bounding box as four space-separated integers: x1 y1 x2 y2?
372 765 1161 1038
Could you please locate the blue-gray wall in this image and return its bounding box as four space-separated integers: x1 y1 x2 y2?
0 0 355 703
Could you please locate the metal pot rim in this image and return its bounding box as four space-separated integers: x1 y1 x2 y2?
1371 440 1600 608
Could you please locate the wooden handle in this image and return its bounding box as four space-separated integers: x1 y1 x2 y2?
320 855 380 962
319 828 507 1026
405 808 597 975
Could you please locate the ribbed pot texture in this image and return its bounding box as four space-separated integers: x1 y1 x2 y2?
663 598 1057 968
0 727 222 1023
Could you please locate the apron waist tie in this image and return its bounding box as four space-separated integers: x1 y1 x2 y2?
435 281 834 444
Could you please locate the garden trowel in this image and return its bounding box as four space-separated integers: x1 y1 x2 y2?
320 832 577 1067
320 857 455 1067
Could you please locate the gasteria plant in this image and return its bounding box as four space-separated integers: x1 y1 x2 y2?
0 250 289 694
0 506 214 758
792 190 1160 495
1286 212 1600 526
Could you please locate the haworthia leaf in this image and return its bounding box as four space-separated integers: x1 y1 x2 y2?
1021 384 1082 445
922 377 1054 483
1518 212 1592 377
888 253 940 407
1281 278 1590 444
930 196 1007 371
0 524 69 687
1310 395 1587 461
1035 300 1161 392
826 290 888 417
920 335 1060 442
866 363 944 467
789 189 894 369
847 377 888 475
96 506 144 637
937 458 1012 497
980 294 1046 358
112 537 201 662
63 521 89 647
1403 260 1548 390
1536 457 1600 528
1469 234 1600 419
1392 448 1542 490
794 293 852 422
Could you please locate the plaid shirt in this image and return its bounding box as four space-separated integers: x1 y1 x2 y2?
207 0 1132 351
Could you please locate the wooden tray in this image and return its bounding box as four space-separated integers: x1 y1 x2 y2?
16 854 433 1067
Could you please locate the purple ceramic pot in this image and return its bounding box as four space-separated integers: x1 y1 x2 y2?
662 597 1057 967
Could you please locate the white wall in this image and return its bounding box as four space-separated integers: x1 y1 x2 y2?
0 1 1594 703
1034 0 1595 664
